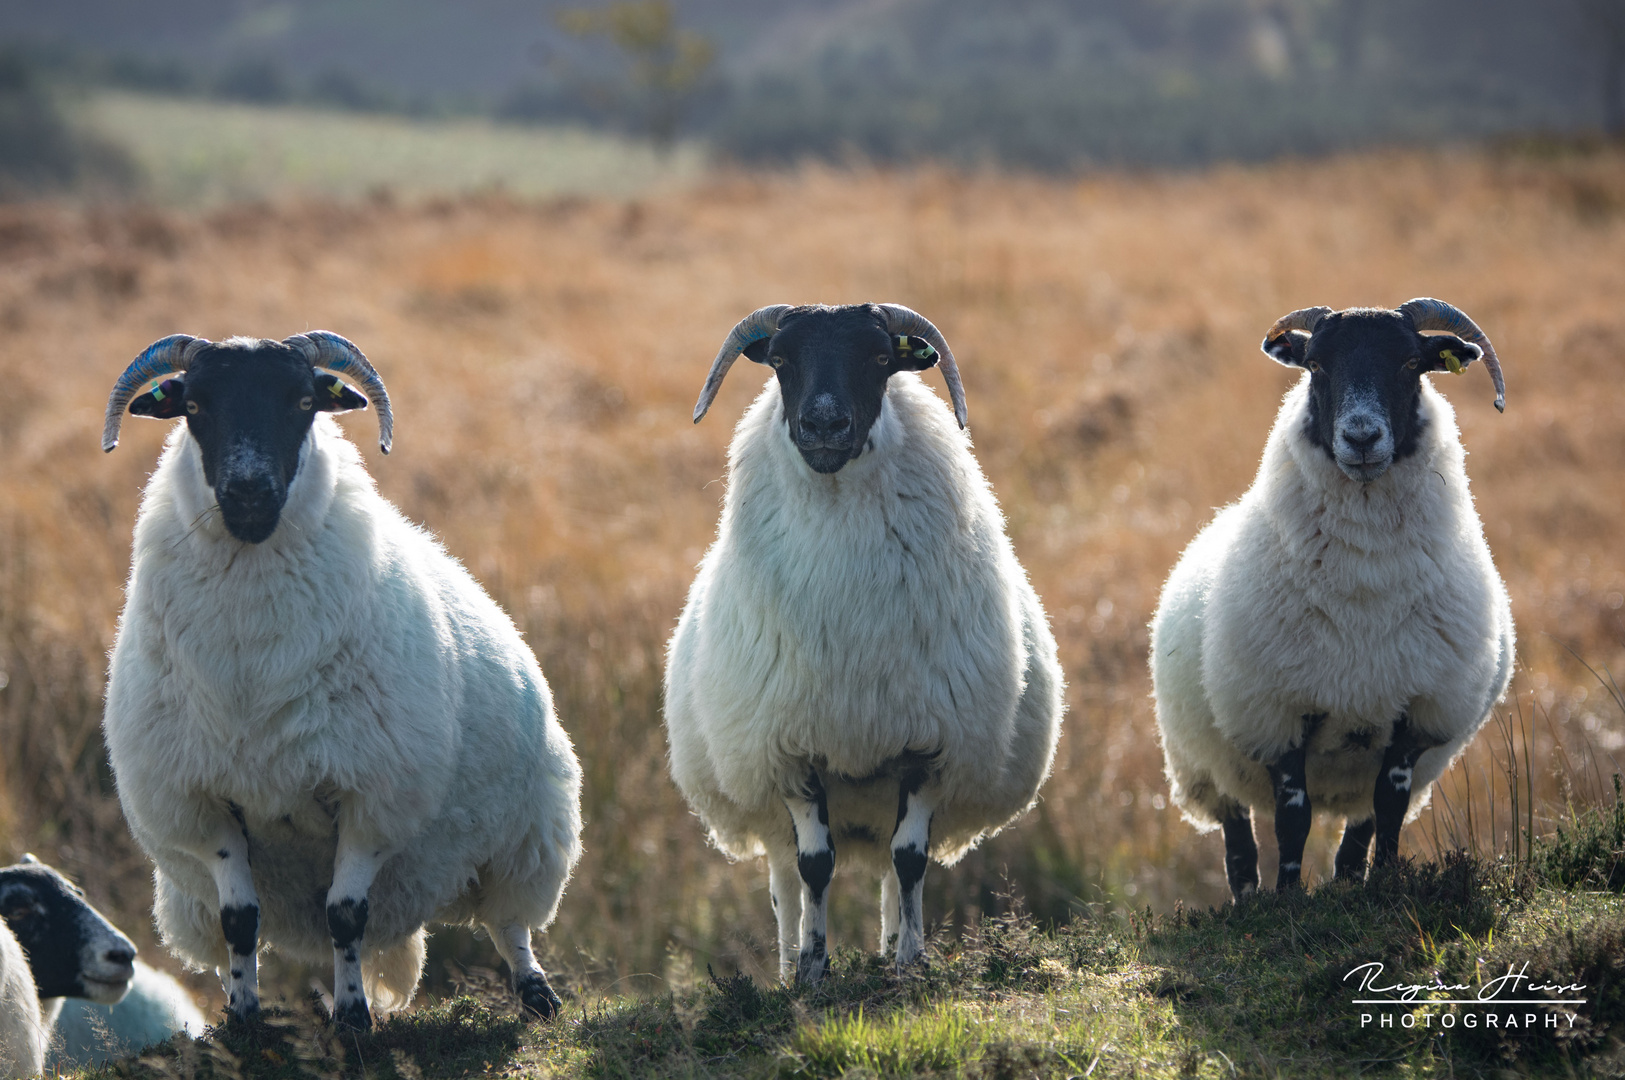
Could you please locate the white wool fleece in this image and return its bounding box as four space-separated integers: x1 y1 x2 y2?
0 920 45 1080
104 416 582 1009
1152 376 1514 828
665 372 1064 872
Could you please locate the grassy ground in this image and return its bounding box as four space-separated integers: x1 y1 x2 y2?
2 146 1624 1024
76 795 1625 1078
69 92 707 205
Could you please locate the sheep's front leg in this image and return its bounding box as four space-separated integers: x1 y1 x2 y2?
492 923 562 1020
327 834 391 1031
767 848 803 985
784 769 833 985
188 811 261 1019
1335 818 1375 880
1220 804 1259 900
1372 716 1438 869
879 869 901 953
1265 713 1323 890
890 773 933 969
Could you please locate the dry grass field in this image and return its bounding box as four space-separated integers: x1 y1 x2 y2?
1 145 1623 1017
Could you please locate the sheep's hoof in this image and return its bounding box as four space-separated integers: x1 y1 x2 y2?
331 999 373 1032
796 951 827 985
516 974 561 1020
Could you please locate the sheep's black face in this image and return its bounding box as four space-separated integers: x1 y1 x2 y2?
128 340 368 543
741 305 939 474
0 860 136 1003
1264 309 1480 482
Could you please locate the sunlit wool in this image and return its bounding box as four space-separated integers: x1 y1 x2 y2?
666 372 1063 880
0 922 45 1080
1152 377 1514 828
104 415 583 1010
51 962 206 1069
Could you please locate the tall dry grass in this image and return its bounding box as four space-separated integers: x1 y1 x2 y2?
1 146 1623 1009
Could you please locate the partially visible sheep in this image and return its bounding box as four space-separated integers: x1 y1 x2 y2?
101 332 583 1029
0 856 138 1079
0 920 45 1080
666 304 1064 984
50 962 206 1069
1151 299 1513 900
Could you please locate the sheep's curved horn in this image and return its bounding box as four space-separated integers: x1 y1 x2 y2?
878 304 967 429
284 331 395 452
1263 306 1334 346
1398 297 1505 413
693 305 793 423
103 334 210 452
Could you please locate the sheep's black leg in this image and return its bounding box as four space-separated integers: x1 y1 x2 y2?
1373 716 1437 869
1334 818 1375 881
327 837 390 1031
1266 713 1323 890
495 924 561 1020
195 814 261 1020
785 769 833 985
1220 806 1259 900
890 769 934 969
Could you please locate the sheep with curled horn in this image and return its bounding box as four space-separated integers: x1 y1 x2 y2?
101 332 583 1029
1151 298 1514 901
666 303 1064 984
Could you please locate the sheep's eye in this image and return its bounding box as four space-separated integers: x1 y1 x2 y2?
769 356 786 369
300 396 314 410
1405 357 1420 370
1307 360 1321 373
874 353 890 366
185 400 200 415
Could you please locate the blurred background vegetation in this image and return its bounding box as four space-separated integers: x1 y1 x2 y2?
0 0 1622 1023
3 0 1625 201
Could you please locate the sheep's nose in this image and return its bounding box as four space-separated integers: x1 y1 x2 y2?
104 943 135 967
799 395 853 447
221 473 277 510
1343 427 1382 455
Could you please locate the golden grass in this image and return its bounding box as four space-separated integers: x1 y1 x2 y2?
1 146 1623 1013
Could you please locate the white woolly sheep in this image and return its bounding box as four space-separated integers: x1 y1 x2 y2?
1151 298 1514 899
100 332 583 1029
0 855 138 1078
665 303 1065 984
50 961 206 1069
0 921 45 1080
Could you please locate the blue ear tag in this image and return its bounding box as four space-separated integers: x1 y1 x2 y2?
150 385 165 401
913 343 936 361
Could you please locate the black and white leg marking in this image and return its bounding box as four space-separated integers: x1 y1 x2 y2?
326 836 390 1031
767 849 803 985
1334 817 1375 881
879 868 901 954
785 769 833 985
493 923 561 1020
1265 713 1323 890
1372 715 1438 869
1220 805 1259 901
195 812 260 1020
890 770 933 969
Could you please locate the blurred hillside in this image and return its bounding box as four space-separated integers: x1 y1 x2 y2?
2 0 1622 179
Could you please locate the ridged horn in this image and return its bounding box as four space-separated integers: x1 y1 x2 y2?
103 334 210 452
283 331 395 452
1263 306 1334 345
1398 297 1505 413
878 304 967 429
693 305 793 423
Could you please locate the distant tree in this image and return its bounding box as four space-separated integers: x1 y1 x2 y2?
556 1 714 149
1579 0 1625 133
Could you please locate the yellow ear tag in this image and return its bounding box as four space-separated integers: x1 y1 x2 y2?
329 381 344 396
1440 348 1464 375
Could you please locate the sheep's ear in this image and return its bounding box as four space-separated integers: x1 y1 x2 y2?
19 853 39 865
314 373 368 412
741 338 774 365
1262 330 1311 369
128 378 188 419
891 334 940 371
1419 334 1482 375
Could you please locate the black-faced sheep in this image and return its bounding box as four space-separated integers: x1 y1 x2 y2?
1151 299 1513 900
665 304 1064 983
101 333 582 1028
